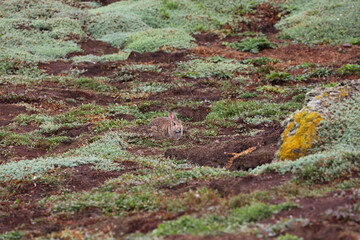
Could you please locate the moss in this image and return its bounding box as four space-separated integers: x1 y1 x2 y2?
279 109 323 161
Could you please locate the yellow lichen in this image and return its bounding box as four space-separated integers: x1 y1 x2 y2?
340 88 348 98
279 110 323 161
315 95 321 99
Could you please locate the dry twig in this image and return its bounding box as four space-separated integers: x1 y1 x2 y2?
224 146 257 169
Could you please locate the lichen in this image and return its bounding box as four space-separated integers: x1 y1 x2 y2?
279 109 323 161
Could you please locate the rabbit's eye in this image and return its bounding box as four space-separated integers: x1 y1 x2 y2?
173 122 176 126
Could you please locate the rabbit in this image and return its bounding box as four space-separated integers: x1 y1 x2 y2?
147 111 183 139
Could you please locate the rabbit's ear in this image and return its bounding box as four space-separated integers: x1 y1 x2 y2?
168 111 173 119
169 111 178 120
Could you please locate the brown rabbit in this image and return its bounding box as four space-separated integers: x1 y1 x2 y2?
147 111 183 139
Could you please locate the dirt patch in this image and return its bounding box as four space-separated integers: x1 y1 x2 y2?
165 126 283 170
0 164 127 233
127 50 190 64
236 4 281 35
192 33 219 46
0 104 28 126
154 85 221 102
95 0 123 6
66 39 119 58
166 234 258 240
209 172 292 197
260 44 360 65
164 172 292 198
271 189 360 240
176 106 210 122
38 61 73 76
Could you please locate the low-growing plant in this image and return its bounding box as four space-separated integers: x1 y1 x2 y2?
151 201 297 236
265 71 293 84
206 99 302 123
337 64 360 76
223 36 276 53
243 57 280 66
174 58 248 79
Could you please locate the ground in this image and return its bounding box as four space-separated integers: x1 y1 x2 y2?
0 1 359 239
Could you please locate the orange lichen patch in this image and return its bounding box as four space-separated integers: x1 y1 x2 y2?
340 88 349 98
279 110 323 161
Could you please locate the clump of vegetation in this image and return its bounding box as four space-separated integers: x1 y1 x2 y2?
265 71 293 84
123 28 195 53
276 0 360 43
150 202 297 236
243 57 280 66
0 0 85 62
206 99 302 125
223 36 276 53
175 57 248 79
337 64 360 76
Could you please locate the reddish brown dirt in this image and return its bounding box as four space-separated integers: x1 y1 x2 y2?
66 39 119 58
162 172 292 197
260 44 360 66
166 234 258 240
0 164 130 233
0 103 28 126
236 3 282 35
96 0 123 6
165 125 283 171
127 50 190 64
175 106 210 122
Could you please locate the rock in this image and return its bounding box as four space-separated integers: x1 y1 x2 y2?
278 79 360 161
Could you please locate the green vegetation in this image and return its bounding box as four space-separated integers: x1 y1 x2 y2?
252 93 360 184
265 71 293 84
175 57 248 79
206 99 302 123
337 64 360 76
276 0 360 43
223 36 276 53
0 0 84 62
150 201 297 236
0 0 359 238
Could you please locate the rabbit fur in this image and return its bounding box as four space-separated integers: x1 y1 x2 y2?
147 111 183 139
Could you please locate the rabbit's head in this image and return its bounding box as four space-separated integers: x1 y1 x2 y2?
167 111 183 139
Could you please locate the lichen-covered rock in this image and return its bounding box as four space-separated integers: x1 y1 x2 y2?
278 79 360 161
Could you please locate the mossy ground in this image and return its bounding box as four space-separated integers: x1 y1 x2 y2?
0 0 359 239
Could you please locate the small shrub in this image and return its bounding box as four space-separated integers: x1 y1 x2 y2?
337 64 360 76
243 57 280 66
265 71 293 84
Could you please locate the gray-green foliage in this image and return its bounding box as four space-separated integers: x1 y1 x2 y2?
206 99 302 122
223 36 276 53
86 0 267 51
276 0 360 43
0 131 126 181
175 57 249 79
0 0 86 62
150 202 297 236
252 93 360 183
0 156 108 181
